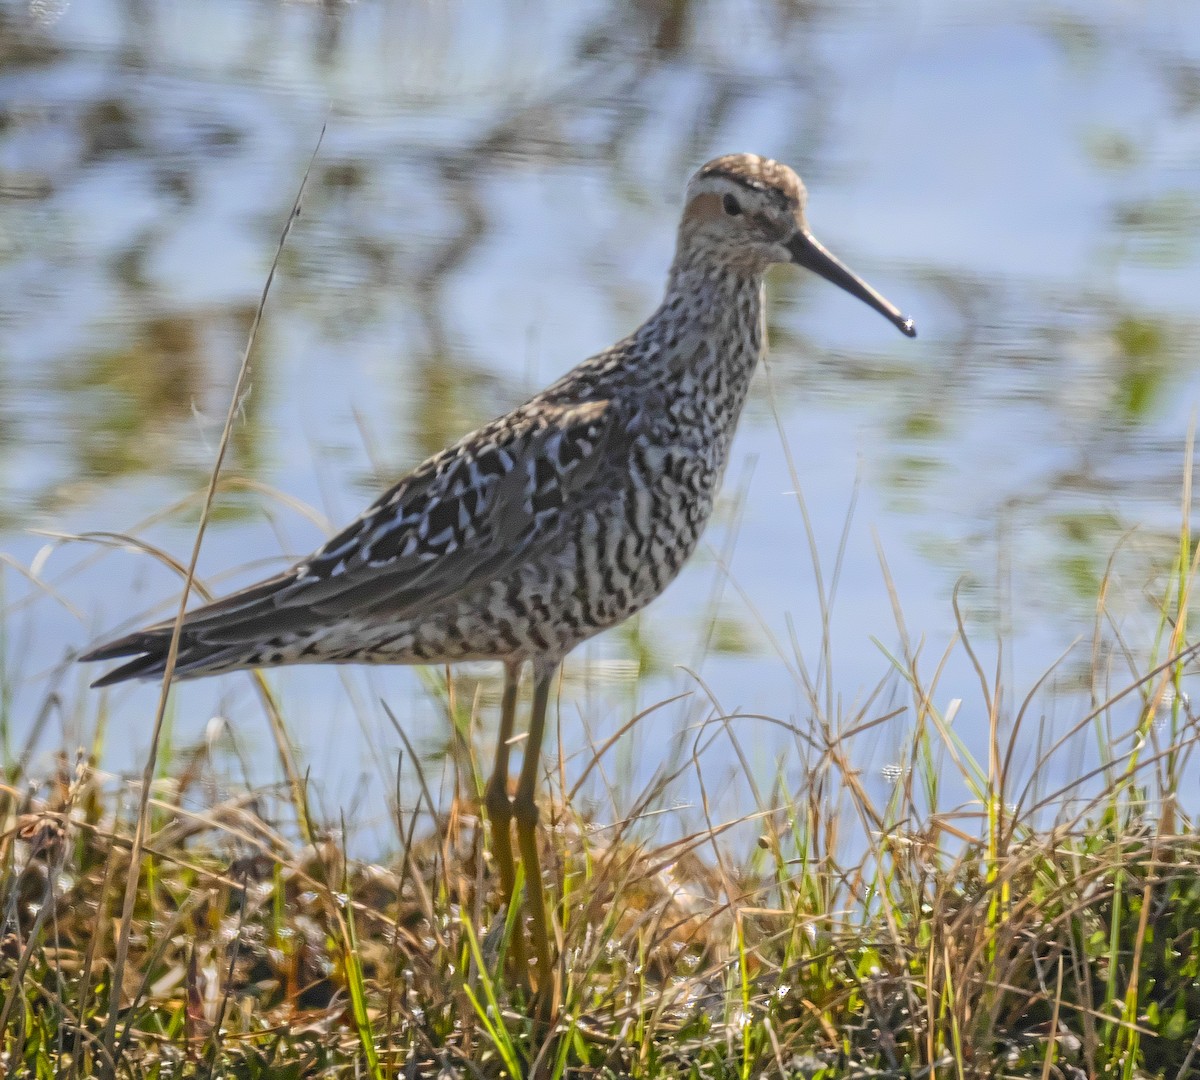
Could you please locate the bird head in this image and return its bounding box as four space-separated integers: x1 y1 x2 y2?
680 153 916 337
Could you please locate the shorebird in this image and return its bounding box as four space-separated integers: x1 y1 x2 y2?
81 153 915 996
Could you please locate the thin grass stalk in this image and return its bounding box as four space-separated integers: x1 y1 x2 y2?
249 673 312 844
736 909 752 1080
942 937 967 1080
1161 423 1195 833
0 831 68 1053
112 887 209 1063
200 874 250 1080
98 127 324 1073
1116 836 1158 1080
341 871 384 1080
461 914 523 1078
1121 434 1200 812
983 651 1008 1013
0 574 10 769
1038 951 1067 1080
68 823 119 1080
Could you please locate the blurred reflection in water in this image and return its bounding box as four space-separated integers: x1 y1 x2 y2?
1 0 1199 836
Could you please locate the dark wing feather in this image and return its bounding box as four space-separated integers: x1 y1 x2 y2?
80 397 634 682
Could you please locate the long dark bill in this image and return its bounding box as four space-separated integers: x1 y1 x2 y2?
787 230 916 338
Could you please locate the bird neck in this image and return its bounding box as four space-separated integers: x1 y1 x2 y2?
640 253 767 383
663 243 768 304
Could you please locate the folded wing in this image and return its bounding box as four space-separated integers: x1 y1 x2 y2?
81 397 633 685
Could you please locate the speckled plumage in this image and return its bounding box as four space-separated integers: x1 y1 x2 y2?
81 154 915 999
82 154 914 686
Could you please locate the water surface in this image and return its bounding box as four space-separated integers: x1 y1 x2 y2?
2 0 1199 843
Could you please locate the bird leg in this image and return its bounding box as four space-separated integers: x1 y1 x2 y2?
513 658 557 1005
484 660 526 974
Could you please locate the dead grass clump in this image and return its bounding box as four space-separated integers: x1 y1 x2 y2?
2 730 1198 1078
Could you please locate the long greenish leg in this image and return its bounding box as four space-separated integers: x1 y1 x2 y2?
513 658 557 1004
483 661 521 914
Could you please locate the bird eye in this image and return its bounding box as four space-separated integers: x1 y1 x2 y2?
722 193 742 216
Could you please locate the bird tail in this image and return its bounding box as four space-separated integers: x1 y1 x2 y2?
78 625 251 687
78 572 297 687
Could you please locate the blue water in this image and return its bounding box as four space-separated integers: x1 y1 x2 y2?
2 0 1198 847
